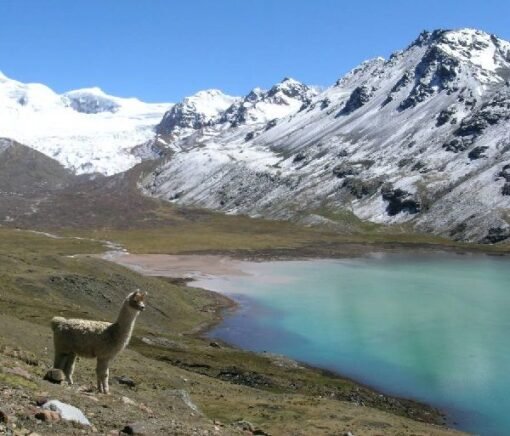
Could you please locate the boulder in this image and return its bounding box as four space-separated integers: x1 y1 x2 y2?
121 422 148 435
43 368 65 384
42 400 91 426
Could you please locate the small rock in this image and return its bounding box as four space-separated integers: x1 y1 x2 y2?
34 395 49 407
121 422 147 435
43 369 65 384
253 429 271 436
42 400 91 426
35 410 61 422
343 432 354 436
0 410 9 423
114 376 136 388
234 420 255 432
121 396 137 406
209 341 221 348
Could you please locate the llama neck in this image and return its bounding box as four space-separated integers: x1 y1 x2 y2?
113 301 140 344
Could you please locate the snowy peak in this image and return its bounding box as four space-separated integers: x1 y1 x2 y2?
220 77 317 126
156 89 238 135
410 29 510 80
0 73 172 175
63 88 121 114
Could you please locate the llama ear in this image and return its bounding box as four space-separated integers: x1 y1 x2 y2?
142 291 148 300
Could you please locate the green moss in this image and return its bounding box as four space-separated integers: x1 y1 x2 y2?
0 372 38 390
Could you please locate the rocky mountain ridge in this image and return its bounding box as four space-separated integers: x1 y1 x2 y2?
142 28 510 243
1 28 510 242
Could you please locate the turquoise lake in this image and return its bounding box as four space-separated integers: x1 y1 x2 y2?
195 252 510 436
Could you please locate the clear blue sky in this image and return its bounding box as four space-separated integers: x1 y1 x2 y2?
1 0 509 102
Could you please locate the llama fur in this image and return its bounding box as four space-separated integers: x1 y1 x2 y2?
51 290 146 393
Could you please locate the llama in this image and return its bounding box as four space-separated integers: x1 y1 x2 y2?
51 290 146 393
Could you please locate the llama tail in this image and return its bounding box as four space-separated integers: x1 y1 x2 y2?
51 316 66 331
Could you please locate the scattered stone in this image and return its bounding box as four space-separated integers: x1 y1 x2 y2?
344 432 354 436
234 420 255 432
114 375 136 388
218 368 273 388
121 422 148 435
42 400 91 426
253 429 271 435
43 369 65 384
35 410 61 423
34 395 49 407
209 341 221 348
121 396 137 406
0 410 9 423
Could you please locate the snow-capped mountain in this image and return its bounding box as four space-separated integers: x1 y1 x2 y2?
143 28 510 243
156 89 238 137
2 28 510 242
154 78 317 150
218 77 318 127
0 72 171 175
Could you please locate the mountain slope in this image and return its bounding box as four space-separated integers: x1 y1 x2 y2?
142 28 510 243
0 72 171 175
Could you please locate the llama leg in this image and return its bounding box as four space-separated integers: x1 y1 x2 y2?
64 353 77 385
96 359 110 394
54 352 68 370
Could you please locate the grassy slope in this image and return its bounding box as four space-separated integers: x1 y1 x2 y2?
0 229 464 435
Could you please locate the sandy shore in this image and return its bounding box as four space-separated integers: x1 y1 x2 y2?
107 253 248 279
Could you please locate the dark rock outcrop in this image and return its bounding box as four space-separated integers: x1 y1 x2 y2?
381 183 421 216
468 146 489 160
481 227 510 243
338 86 374 115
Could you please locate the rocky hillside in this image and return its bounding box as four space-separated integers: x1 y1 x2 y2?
0 228 465 436
142 28 510 243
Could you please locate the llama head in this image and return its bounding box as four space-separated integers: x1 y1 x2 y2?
127 289 147 312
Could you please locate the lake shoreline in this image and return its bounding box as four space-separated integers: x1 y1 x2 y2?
106 249 475 432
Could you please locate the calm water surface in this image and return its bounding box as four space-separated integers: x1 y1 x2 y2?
195 252 510 436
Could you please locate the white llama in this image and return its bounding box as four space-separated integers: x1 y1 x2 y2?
51 290 147 393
